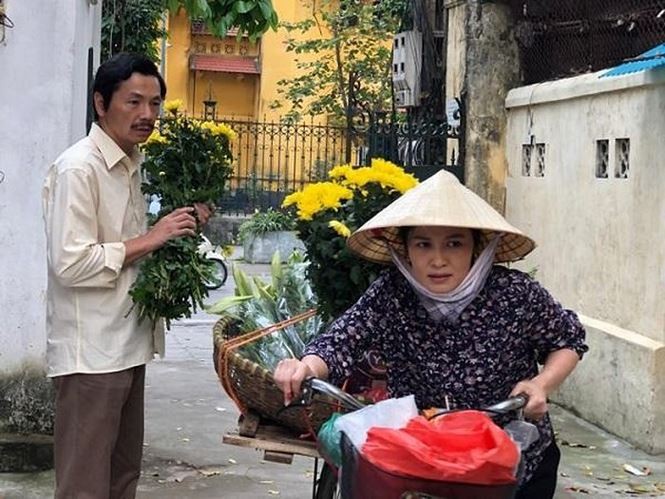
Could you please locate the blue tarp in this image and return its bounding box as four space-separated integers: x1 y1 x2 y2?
602 43 665 77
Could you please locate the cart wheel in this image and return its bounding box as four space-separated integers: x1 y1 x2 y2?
315 463 340 499
204 259 228 290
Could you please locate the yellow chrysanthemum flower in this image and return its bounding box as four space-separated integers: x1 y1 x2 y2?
328 220 351 238
163 99 183 115
200 121 237 141
215 122 237 141
145 129 167 145
339 159 418 194
282 182 353 221
328 164 354 180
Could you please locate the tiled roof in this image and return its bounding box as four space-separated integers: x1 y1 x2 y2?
190 54 260 74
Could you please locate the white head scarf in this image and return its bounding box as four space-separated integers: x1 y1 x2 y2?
390 234 502 323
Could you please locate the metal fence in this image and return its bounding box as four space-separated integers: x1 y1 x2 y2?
364 107 464 184
215 117 360 214
508 0 665 84
215 112 463 215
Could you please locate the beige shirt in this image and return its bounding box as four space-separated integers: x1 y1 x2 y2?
42 123 164 377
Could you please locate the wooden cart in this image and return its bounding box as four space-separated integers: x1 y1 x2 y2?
222 410 330 499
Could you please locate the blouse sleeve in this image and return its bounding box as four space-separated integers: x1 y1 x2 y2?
524 276 589 363
302 271 392 385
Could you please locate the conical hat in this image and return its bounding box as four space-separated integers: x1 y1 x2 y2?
347 170 536 264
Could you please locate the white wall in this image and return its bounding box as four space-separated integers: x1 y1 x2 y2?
505 69 665 342
0 0 101 374
505 68 665 452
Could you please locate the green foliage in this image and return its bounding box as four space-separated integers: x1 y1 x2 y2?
165 0 279 41
207 251 321 370
273 0 406 124
129 238 214 329
101 0 167 63
101 0 278 65
238 208 296 244
141 118 234 212
129 103 235 328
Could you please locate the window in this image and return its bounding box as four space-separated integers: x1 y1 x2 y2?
615 138 630 179
595 139 609 178
522 145 532 176
535 143 546 177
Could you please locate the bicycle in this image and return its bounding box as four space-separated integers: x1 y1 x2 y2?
281 377 535 499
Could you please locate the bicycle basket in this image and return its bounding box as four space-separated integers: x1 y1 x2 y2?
213 311 336 434
339 433 518 499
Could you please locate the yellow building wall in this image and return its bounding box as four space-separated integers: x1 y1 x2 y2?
163 2 335 123
163 13 191 113
256 0 333 122
164 12 260 119
162 2 367 188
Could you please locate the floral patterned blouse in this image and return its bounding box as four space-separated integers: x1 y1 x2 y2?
303 265 588 485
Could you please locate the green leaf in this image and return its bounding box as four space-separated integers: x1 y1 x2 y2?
205 294 253 314
233 0 255 14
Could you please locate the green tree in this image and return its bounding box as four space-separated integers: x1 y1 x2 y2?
101 0 279 63
166 0 278 41
102 0 166 63
272 0 406 128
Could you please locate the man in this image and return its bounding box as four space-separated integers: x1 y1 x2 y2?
42 52 212 498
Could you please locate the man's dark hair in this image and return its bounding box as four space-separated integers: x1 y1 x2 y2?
92 52 167 120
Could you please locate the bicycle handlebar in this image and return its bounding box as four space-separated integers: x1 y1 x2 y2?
278 377 528 418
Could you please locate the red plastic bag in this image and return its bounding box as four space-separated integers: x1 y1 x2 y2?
361 410 519 485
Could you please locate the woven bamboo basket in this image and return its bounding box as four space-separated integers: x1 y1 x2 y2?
213 310 336 434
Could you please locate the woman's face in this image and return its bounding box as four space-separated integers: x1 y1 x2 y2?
405 226 474 294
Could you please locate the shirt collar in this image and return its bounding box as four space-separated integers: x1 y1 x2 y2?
89 123 143 174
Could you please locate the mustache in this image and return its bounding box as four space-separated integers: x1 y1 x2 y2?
133 121 155 128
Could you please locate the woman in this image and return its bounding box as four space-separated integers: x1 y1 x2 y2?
274 170 587 498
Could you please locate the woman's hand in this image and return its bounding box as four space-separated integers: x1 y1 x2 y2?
511 348 580 421
273 355 329 406
510 379 548 421
273 359 315 406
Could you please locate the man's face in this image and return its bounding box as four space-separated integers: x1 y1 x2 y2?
94 73 162 154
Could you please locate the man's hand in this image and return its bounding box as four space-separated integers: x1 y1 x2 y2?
123 207 197 266
193 202 214 226
148 207 198 247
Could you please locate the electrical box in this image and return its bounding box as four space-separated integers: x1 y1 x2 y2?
392 30 422 108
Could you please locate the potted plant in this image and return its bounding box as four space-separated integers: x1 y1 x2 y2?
238 208 303 263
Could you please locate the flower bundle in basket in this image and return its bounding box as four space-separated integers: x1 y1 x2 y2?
210 252 335 432
281 159 418 398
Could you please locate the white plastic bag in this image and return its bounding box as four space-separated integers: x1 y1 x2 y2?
334 395 419 449
504 420 539 450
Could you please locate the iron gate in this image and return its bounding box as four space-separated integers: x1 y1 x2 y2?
214 105 463 214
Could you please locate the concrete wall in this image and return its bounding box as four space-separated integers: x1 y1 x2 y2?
0 0 101 436
505 69 665 452
462 0 520 212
